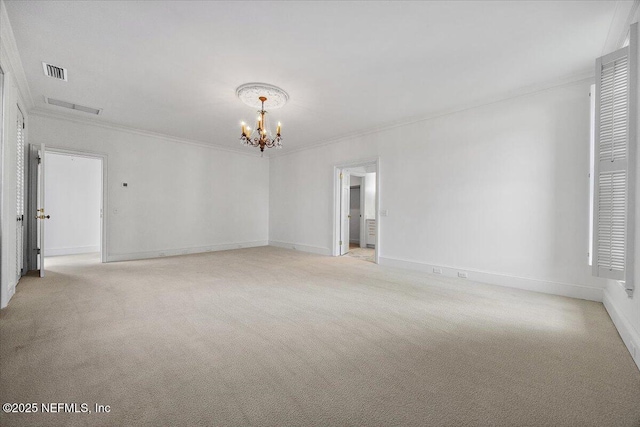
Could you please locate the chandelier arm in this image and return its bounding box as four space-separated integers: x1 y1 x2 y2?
237 93 284 152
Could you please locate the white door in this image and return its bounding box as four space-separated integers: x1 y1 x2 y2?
36 144 47 277
16 110 25 281
340 172 350 255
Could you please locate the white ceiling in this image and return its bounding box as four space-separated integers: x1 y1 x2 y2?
4 1 634 153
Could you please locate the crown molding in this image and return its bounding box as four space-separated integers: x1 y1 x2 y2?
0 0 34 110
29 66 594 163
29 108 264 158
271 68 595 159
602 0 640 54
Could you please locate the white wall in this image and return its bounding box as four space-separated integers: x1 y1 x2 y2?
270 80 605 301
44 153 102 256
29 114 269 261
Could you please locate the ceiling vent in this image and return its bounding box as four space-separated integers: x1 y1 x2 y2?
45 97 102 115
42 62 67 81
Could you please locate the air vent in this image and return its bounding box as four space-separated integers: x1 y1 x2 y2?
45 97 102 115
42 62 67 81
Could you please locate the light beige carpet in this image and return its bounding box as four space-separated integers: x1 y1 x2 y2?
346 246 375 263
0 247 639 427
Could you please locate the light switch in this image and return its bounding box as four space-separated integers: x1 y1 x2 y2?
379 209 388 217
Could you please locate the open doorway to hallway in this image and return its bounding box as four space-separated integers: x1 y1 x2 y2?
42 151 104 269
334 159 379 263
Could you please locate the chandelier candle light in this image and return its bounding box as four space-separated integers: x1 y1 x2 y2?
240 96 281 152
236 83 289 153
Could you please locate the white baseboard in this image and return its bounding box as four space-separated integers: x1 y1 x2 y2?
603 289 640 371
378 256 604 302
268 240 332 256
107 240 268 262
1 282 16 309
45 245 100 257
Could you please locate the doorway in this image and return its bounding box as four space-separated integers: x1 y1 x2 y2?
334 159 379 263
28 147 107 277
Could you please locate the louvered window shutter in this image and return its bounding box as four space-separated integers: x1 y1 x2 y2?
592 24 637 291
16 110 24 217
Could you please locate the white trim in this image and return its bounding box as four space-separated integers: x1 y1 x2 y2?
108 240 269 262
602 0 640 55
603 288 640 371
45 145 108 159
378 256 604 302
588 83 596 267
45 245 99 257
0 64 5 308
268 240 332 256
44 146 108 263
30 109 262 158
270 72 595 158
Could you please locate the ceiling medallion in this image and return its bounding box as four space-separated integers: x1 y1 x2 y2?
236 83 289 153
236 83 289 109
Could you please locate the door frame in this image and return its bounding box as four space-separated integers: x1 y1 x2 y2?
0 66 4 305
43 146 109 263
333 157 380 263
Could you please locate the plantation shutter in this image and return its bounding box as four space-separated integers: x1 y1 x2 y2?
592 25 637 292
16 109 25 279
16 110 24 216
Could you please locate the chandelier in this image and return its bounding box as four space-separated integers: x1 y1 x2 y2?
236 83 288 153
240 96 281 152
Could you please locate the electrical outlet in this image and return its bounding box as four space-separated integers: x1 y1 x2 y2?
631 343 637 359
433 268 442 274
159 252 166 257
458 272 468 279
